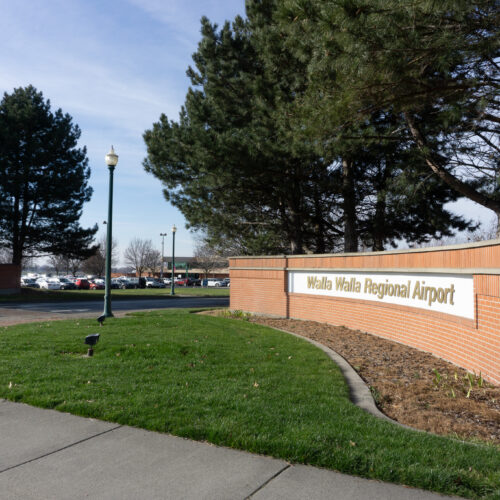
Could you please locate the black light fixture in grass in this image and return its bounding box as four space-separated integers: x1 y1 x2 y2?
97 314 106 326
85 334 100 357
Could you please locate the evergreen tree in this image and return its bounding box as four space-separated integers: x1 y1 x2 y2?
144 9 342 255
334 112 473 250
0 86 98 265
279 0 500 233
145 1 475 255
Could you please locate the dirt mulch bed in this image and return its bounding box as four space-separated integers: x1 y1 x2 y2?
204 311 499 446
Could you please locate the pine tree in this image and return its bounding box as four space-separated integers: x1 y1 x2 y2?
0 86 97 265
144 1 475 255
144 10 341 254
279 0 500 233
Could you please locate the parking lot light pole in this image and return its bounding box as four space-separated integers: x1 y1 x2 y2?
103 146 118 318
160 232 167 279
170 225 177 296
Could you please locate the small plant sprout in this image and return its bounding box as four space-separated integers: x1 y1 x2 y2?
433 369 442 387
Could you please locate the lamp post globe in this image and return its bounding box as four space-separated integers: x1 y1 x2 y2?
171 225 177 296
103 146 118 318
105 146 118 167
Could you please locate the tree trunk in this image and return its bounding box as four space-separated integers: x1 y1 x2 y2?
11 193 23 266
342 158 358 252
288 208 303 255
373 191 386 251
285 164 304 255
313 187 326 254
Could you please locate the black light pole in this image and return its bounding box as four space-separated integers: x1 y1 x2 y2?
160 232 167 280
170 225 177 296
103 146 118 318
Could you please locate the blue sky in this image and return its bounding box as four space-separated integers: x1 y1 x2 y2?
0 1 495 265
0 0 246 262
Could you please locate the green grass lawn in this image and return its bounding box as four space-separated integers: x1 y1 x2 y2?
0 309 498 499
0 286 229 302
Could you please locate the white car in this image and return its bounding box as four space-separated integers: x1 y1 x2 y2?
207 279 226 287
21 277 39 288
36 278 62 290
145 278 165 288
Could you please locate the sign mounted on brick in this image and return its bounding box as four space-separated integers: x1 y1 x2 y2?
288 271 474 319
230 240 500 384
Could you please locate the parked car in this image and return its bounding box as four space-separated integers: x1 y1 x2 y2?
162 277 172 286
145 278 165 288
125 277 147 289
110 278 123 289
174 277 196 286
89 279 105 290
206 278 226 287
36 278 62 290
21 277 40 288
116 278 136 289
58 277 78 290
74 278 90 290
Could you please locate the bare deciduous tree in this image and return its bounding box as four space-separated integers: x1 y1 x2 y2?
82 236 119 277
144 248 161 276
124 238 153 277
193 240 227 278
49 254 69 275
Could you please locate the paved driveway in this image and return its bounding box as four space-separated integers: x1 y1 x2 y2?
0 296 229 326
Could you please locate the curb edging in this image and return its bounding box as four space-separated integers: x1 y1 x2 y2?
271 327 414 430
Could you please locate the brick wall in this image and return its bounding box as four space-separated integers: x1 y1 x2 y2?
0 264 21 294
229 240 500 385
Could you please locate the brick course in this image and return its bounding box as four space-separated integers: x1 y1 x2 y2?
230 240 500 384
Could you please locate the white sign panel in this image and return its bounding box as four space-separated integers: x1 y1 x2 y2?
288 271 474 319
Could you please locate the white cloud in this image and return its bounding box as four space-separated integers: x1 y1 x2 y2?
126 0 245 41
0 0 245 259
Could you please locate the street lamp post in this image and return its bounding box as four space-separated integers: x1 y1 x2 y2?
160 232 167 279
170 225 177 296
103 146 118 318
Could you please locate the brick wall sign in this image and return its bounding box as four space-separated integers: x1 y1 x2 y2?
230 240 500 384
288 271 474 319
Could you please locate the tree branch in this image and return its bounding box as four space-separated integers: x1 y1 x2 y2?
404 112 500 215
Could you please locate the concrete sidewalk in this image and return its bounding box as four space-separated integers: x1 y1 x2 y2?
0 400 457 500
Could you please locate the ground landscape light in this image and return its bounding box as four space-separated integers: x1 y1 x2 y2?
84 333 100 357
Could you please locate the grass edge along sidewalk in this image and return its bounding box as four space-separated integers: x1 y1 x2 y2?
0 309 499 500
